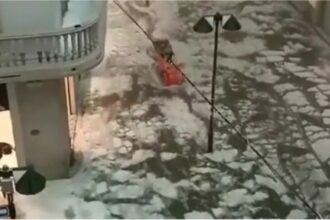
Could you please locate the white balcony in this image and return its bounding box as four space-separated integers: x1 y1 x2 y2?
0 0 107 83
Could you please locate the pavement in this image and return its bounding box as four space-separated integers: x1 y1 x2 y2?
57 0 330 218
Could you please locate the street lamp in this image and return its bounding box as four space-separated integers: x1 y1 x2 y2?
193 13 241 153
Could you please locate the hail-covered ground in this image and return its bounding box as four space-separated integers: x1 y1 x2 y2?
15 0 330 218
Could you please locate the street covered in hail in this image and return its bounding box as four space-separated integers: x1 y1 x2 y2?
7 0 330 218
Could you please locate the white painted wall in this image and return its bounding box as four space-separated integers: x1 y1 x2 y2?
7 79 71 179
0 1 61 35
63 0 103 28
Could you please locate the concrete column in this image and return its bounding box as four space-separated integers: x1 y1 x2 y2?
65 76 77 115
7 79 71 180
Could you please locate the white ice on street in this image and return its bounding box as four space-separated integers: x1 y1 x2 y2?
11 0 330 218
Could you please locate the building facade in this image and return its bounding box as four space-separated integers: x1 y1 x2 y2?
0 0 107 179
291 0 330 37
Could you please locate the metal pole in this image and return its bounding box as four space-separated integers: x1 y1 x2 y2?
207 13 221 153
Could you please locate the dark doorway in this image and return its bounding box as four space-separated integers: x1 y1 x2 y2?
0 84 9 111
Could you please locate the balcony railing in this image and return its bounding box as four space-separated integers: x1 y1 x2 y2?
0 3 106 83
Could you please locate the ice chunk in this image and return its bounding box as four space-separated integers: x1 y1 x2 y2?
284 62 305 72
287 209 307 219
221 176 232 185
200 181 211 191
184 211 213 219
212 208 224 217
266 56 284 63
126 130 136 139
121 149 155 167
111 170 133 183
150 195 165 211
95 182 108 195
223 188 247 207
118 147 129 154
113 137 122 149
132 149 154 164
252 191 268 201
69 201 109 218
123 140 133 148
190 167 219 174
160 152 177 161
204 149 238 163
133 109 147 118
152 177 178 199
112 185 145 199
261 50 286 56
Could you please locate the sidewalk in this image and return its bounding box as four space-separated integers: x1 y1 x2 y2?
16 0 330 218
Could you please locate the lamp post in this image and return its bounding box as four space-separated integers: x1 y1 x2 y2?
193 13 241 153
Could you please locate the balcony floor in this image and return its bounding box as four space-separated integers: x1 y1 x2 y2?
15 0 330 218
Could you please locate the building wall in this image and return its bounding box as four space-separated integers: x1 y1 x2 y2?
308 0 318 8
322 2 330 35
291 0 330 37
307 0 330 36
62 0 103 27
0 1 62 35
7 79 71 179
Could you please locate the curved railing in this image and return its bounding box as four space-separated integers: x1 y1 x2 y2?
0 4 107 82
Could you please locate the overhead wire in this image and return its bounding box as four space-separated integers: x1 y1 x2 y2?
112 0 322 218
